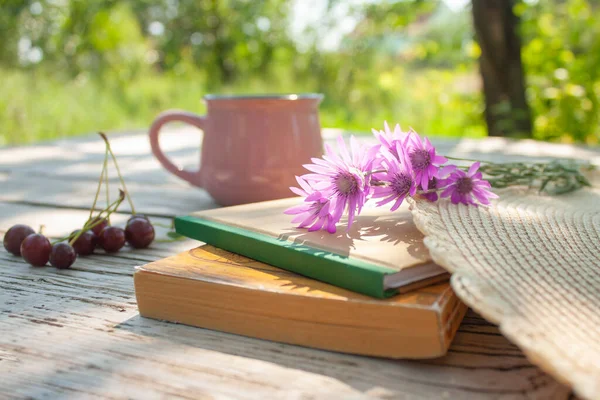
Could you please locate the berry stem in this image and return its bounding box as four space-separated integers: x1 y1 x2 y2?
150 221 173 228
104 156 110 224
89 147 109 221
98 132 136 214
69 191 126 246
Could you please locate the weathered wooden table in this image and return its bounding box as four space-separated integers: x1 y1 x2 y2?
2 127 597 399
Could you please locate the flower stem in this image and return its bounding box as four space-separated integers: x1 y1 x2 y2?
98 132 136 214
445 155 496 164
365 169 387 177
415 188 442 195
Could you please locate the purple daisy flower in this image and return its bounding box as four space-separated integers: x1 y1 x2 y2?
371 141 417 211
372 121 408 160
418 177 440 202
417 165 457 202
441 162 499 206
284 177 337 233
372 121 405 150
405 130 448 191
301 135 377 230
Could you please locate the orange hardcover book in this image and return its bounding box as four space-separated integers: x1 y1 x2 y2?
134 245 467 359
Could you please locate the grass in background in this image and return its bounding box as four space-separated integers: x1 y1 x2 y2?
0 66 485 146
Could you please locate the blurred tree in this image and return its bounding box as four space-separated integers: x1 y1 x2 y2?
0 1 30 67
0 0 598 144
471 0 532 138
302 0 438 126
131 0 296 89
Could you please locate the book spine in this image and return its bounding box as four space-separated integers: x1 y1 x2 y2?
175 216 396 299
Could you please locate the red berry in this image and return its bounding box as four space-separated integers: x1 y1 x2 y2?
98 226 126 253
127 214 149 224
50 242 77 269
3 224 35 255
71 230 96 256
125 218 155 249
90 217 109 236
20 234 51 267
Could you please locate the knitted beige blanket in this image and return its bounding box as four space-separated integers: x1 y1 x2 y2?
410 187 600 400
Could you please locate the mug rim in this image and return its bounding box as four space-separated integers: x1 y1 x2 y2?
203 93 323 101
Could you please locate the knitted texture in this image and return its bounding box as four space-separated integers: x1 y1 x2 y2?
410 187 600 400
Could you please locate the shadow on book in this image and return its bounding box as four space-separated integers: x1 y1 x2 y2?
187 245 329 295
277 213 427 260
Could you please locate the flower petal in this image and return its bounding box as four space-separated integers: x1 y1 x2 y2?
409 183 417 196
424 136 433 149
384 120 392 135
346 196 357 229
318 202 330 217
451 191 461 204
350 135 360 165
441 186 455 198
303 163 335 175
284 203 312 214
326 218 337 234
305 191 323 202
308 216 325 232
438 165 457 178
390 196 405 211
337 135 352 164
433 155 447 164
468 162 481 177
376 193 397 206
291 213 309 224
302 173 331 182
296 176 313 193
299 213 318 228
421 172 429 190
290 186 306 197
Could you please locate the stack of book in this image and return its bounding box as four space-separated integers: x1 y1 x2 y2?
134 198 467 358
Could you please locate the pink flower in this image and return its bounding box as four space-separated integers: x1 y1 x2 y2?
440 162 498 206
301 135 378 230
405 130 448 191
284 177 337 233
371 141 417 211
418 165 457 202
418 177 440 202
372 121 408 160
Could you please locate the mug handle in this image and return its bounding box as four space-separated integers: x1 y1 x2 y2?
148 110 206 187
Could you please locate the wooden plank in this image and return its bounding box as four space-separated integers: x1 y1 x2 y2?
0 266 569 399
0 201 570 398
2 128 598 182
0 173 218 217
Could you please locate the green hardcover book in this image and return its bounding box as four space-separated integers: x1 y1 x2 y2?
175 198 448 298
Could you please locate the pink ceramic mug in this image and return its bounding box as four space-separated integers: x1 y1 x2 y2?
149 94 324 206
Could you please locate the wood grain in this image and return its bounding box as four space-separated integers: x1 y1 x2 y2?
135 246 465 358
0 128 586 399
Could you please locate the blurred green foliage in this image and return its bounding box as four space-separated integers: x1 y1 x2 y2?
518 0 600 144
0 0 598 145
